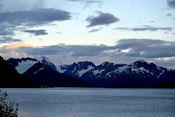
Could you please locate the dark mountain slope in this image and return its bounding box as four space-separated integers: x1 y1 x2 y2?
24 62 90 87
0 56 39 88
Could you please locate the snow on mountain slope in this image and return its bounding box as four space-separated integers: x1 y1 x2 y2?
16 60 38 74
7 57 38 74
76 65 94 77
39 56 57 71
57 61 96 77
93 69 105 75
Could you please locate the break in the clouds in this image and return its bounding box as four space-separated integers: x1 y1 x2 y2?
86 12 120 27
0 0 47 13
24 29 48 36
116 26 173 32
0 8 71 26
0 37 21 43
167 0 175 9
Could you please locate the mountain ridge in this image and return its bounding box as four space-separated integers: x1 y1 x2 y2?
6 57 175 88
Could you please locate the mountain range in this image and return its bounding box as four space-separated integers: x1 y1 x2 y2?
3 56 175 88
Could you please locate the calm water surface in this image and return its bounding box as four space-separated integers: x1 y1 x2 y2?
1 88 175 117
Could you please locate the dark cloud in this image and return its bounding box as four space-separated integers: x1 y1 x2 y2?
167 0 175 9
0 8 71 36
0 8 71 26
88 28 102 33
86 12 119 27
0 37 21 43
116 26 173 32
25 44 108 57
0 23 15 36
115 39 175 58
24 29 48 36
167 13 172 16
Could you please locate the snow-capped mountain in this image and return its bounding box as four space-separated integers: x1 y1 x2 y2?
7 57 57 74
57 60 175 87
6 57 175 87
7 57 38 74
39 56 57 71
57 61 95 77
58 60 168 79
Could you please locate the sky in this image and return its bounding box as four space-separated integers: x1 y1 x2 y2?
0 0 175 68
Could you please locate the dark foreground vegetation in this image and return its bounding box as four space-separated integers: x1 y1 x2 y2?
0 90 18 117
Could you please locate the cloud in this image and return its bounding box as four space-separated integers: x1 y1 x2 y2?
0 0 47 13
0 23 15 36
67 0 102 7
0 8 71 26
4 43 35 49
116 26 173 32
167 0 175 9
0 8 71 36
88 28 102 33
115 39 175 58
1 39 175 68
2 39 175 59
24 29 48 36
86 12 120 27
0 37 21 43
24 44 108 57
66 0 104 10
167 13 172 16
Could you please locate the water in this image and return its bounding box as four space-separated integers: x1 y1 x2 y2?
1 88 175 117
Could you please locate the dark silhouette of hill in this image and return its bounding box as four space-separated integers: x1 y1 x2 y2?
0 56 40 88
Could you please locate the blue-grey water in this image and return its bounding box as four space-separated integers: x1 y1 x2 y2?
1 88 175 117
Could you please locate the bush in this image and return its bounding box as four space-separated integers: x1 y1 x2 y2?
0 90 18 117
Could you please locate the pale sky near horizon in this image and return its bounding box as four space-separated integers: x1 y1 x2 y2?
0 0 175 68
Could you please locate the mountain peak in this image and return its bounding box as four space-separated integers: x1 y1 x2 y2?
133 60 148 64
101 61 114 66
39 56 57 71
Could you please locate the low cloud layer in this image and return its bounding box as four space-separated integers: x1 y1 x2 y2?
25 39 175 60
25 44 108 57
24 29 48 36
1 39 175 68
115 39 175 58
2 39 175 59
86 12 119 27
167 0 175 9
